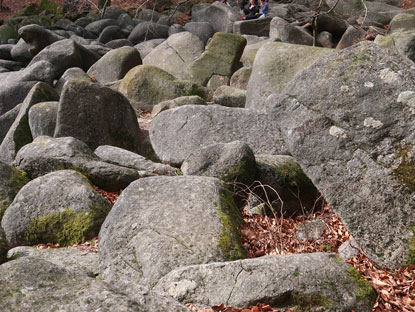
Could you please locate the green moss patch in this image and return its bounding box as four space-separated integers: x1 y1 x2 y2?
273 161 313 189
407 227 415 265
346 266 376 304
217 190 246 261
24 205 109 246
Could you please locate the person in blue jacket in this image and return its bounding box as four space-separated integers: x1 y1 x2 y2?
241 0 269 20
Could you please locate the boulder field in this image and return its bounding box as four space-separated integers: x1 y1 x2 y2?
1 0 414 310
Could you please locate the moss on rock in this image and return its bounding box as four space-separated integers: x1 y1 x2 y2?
346 266 376 304
407 227 415 265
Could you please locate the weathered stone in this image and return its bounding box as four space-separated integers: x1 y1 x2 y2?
88 46 142 84
0 82 59 164
119 65 207 111
18 23 64 56
0 226 7 263
0 25 17 42
54 67 93 95
85 18 117 36
246 41 333 112
10 38 32 63
128 21 169 44
233 17 272 37
2 170 111 247
137 9 164 23
98 25 126 44
317 31 334 48
0 60 23 71
94 145 176 176
183 22 215 45
99 176 246 289
387 12 415 34
185 32 246 86
269 17 314 46
213 86 246 108
28 101 58 138
55 79 142 153
230 67 251 90
28 39 100 78
0 44 13 60
13 136 140 191
103 6 126 20
134 38 165 58
191 2 239 33
0 105 21 145
151 95 206 117
240 38 270 67
150 105 288 165
143 31 204 80
270 41 415 268
106 38 133 49
336 25 366 50
155 253 375 311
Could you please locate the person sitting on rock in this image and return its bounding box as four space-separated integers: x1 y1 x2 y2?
242 0 269 20
240 0 260 19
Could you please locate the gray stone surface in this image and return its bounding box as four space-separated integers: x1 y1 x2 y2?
240 38 270 67
0 105 21 145
119 65 207 112
181 141 256 186
213 85 246 108
191 2 240 33
269 17 314 45
134 38 165 58
233 17 272 37
151 95 206 117
85 18 117 36
14 136 140 192
28 101 58 138
185 32 246 86
10 38 32 63
0 226 7 263
54 67 93 95
143 31 204 80
18 23 64 56
55 79 142 153
87 46 142 84
336 25 366 50
230 67 251 90
106 38 134 49
94 145 176 176
270 41 415 268
338 240 361 260
28 39 100 78
99 176 245 289
0 82 59 164
150 105 288 165
1 170 111 248
246 41 333 112
155 253 375 311
0 257 152 312
128 22 169 44
183 22 215 46
98 25 126 44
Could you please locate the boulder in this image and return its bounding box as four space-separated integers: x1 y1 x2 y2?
55 79 142 153
128 22 169 44
269 17 314 46
183 22 215 45
169 24 185 36
387 12 415 34
185 32 246 86
191 2 240 33
137 8 164 23
0 257 181 312
0 82 59 164
87 46 142 84
240 38 270 67
246 41 333 112
143 31 204 80
28 101 58 138
324 0 364 22
0 60 23 71
375 32 415 62
10 38 32 63
0 61 55 116
119 65 207 112
0 105 21 144
0 44 13 60
152 95 206 117
336 25 366 49
85 18 117 36
98 25 126 44
13 136 140 191
18 24 64 56
28 39 100 78
103 6 126 20
181 141 256 186
134 38 165 58
230 67 251 90
54 67 93 95
0 226 7 263
155 253 375 311
2 170 111 247
317 31 334 48
94 145 176 176
117 13 139 31
213 85 246 108
270 41 415 268
99 176 246 289
254 155 320 216
0 25 17 42
150 105 288 165
233 17 273 37
106 38 134 49
0 161 29 221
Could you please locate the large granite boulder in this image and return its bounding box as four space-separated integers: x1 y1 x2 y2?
0 25 17 42
0 82 59 164
54 67 93 95
128 21 169 44
150 105 288 165
375 31 415 62
0 61 55 115
97 25 126 44
99 176 246 291
27 39 100 78
151 95 206 117
119 65 207 112
183 22 215 45
0 257 190 312
270 41 415 268
213 85 246 108
0 105 21 144
155 253 375 311
87 46 142 84
143 31 204 80
55 79 142 153
28 101 58 138
85 18 117 36
240 38 270 67
185 32 246 86
230 67 251 90
246 41 333 112
1 170 111 247
233 17 273 37
0 161 29 221
269 17 314 46
10 38 33 63
191 2 240 33
134 38 165 58
13 136 140 191
18 24 64 56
